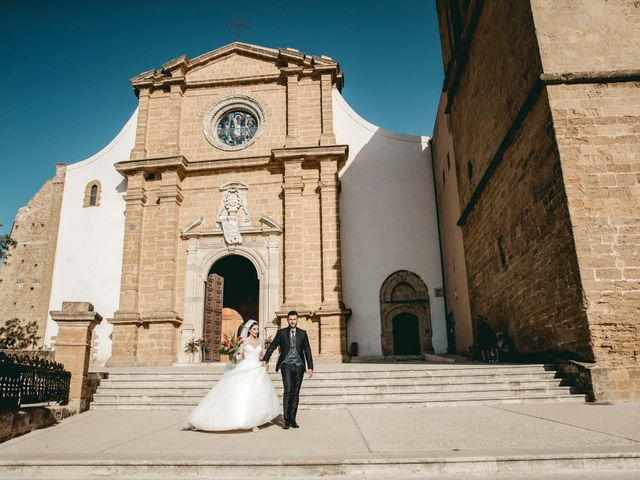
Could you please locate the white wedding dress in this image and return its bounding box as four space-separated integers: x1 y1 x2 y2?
184 342 280 431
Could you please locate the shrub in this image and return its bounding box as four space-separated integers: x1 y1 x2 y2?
0 318 41 349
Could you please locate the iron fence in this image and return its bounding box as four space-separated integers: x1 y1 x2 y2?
0 352 70 410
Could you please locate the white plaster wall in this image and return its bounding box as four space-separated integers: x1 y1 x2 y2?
46 111 137 365
334 91 446 356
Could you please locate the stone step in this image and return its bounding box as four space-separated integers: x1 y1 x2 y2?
97 375 561 389
94 381 568 399
99 371 560 382
89 363 583 411
92 388 579 404
98 364 555 376
92 391 577 406
90 393 585 410
96 364 554 379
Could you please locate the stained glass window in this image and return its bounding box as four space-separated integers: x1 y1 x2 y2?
216 111 259 147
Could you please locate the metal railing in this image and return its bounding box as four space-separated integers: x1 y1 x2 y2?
0 352 70 410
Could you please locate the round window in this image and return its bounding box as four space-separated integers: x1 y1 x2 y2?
216 110 259 147
203 96 265 151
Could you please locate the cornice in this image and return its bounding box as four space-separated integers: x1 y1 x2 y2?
115 155 276 176
130 42 343 96
272 145 348 162
115 156 188 176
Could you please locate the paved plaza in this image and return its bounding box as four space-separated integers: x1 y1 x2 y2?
1 402 640 478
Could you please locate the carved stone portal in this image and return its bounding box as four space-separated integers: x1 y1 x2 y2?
217 182 250 245
380 270 433 356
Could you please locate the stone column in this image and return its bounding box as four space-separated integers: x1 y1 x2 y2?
51 302 102 412
317 157 348 361
281 159 306 311
109 171 146 366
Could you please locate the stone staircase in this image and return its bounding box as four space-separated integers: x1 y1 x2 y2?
89 362 584 410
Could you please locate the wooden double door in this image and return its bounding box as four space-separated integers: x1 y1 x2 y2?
203 273 224 362
202 256 260 362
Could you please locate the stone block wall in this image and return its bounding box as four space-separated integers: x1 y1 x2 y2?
435 0 640 399
548 82 640 366
461 91 591 358
436 0 592 358
532 0 640 74
0 164 66 344
442 0 544 207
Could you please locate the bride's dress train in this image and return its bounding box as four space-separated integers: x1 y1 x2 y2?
184 343 280 431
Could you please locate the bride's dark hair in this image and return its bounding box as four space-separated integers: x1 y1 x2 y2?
240 319 259 338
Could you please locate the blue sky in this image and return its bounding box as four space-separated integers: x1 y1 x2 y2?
0 0 443 234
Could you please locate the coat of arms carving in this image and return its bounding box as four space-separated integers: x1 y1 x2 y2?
217 182 251 245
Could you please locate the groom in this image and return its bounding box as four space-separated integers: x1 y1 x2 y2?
261 311 313 429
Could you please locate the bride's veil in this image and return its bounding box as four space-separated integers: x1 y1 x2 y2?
240 319 258 339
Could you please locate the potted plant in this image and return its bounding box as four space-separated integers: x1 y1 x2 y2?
184 338 208 363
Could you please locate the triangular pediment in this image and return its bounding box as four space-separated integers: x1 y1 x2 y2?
130 42 342 94
186 50 282 83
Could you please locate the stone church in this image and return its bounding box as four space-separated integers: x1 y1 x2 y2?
3 0 638 403
0 42 445 366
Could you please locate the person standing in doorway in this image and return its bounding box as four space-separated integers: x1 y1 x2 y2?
262 311 313 429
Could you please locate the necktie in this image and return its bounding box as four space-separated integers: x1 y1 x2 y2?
291 329 295 344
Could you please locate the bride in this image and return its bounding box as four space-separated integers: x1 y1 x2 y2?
183 319 280 432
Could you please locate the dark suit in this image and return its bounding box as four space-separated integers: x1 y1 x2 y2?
262 327 313 425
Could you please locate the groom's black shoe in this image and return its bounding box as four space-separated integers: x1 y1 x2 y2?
290 421 299 428
282 423 290 430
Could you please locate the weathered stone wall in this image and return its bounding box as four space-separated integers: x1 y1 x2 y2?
461 91 591 358
547 82 640 366
436 0 593 359
531 0 640 368
0 165 66 345
447 0 544 207
436 0 640 399
532 0 640 74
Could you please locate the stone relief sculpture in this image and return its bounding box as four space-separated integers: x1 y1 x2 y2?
217 182 251 245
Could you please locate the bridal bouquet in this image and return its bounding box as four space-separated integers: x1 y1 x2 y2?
217 333 243 364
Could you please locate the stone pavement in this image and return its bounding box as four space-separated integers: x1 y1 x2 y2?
1 403 640 478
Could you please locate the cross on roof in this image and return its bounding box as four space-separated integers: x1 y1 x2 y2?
227 16 251 41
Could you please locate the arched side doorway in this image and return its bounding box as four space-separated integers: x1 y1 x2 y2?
203 255 259 362
380 270 433 357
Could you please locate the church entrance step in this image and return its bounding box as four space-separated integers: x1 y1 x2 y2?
89 363 584 410
93 381 569 396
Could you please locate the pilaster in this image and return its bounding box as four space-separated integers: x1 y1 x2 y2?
281 159 306 311
318 159 342 309
284 68 302 147
130 88 150 160
320 73 336 146
115 171 146 315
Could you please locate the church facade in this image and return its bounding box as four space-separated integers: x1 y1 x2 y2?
0 43 445 366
